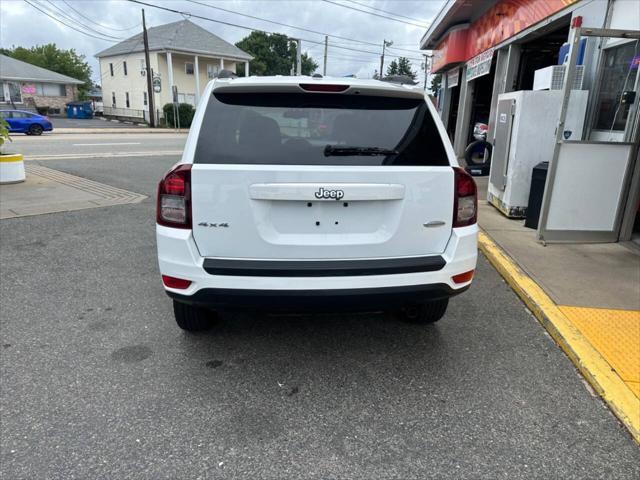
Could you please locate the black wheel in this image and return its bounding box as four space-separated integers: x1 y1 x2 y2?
29 124 44 136
173 300 215 331
464 140 492 166
398 299 449 324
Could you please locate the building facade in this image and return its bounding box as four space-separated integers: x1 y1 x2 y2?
95 20 252 121
0 54 83 114
421 0 639 244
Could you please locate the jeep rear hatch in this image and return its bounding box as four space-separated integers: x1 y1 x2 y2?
189 91 455 260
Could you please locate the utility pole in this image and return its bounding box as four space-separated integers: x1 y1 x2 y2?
296 39 302 75
323 35 328 76
142 9 155 128
379 39 392 79
423 54 428 90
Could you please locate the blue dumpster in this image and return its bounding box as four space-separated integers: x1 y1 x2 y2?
66 101 93 119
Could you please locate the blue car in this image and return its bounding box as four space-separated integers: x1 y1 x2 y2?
0 109 53 135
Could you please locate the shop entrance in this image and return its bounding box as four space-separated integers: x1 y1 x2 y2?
446 84 460 141
515 22 571 91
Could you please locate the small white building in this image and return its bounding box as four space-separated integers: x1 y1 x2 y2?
95 19 252 120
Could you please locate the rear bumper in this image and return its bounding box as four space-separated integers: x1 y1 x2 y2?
168 283 468 310
156 224 478 306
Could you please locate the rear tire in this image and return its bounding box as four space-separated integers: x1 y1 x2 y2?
398 299 449 324
29 124 43 136
173 300 215 331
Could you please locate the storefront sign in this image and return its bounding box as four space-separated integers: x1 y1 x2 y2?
466 48 494 82
21 84 36 94
152 75 161 93
430 0 578 73
447 68 459 88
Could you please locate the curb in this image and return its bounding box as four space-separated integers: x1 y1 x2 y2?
50 128 189 135
478 231 640 443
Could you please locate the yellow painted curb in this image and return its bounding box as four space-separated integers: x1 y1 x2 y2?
0 154 24 163
478 231 640 443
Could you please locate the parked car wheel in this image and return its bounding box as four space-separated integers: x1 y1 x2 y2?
28 124 44 136
398 299 449 324
173 300 216 331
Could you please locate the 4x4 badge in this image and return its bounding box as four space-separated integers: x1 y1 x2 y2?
315 187 345 200
198 222 229 228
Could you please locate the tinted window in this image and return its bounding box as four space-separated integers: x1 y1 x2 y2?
194 92 449 166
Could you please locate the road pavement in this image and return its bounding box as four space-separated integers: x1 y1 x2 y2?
0 142 639 478
7 132 186 159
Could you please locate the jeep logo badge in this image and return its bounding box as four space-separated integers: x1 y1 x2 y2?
314 187 344 200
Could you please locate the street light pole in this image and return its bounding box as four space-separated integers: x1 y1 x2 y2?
142 9 155 128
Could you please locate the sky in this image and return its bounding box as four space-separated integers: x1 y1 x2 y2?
0 0 445 86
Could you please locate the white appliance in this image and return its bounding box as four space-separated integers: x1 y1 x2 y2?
487 90 589 218
533 65 584 90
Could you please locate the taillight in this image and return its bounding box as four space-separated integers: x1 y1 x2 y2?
157 164 192 229
162 275 192 289
452 270 475 284
453 167 477 227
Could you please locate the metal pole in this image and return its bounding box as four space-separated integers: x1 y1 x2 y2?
323 35 328 76
536 17 583 242
379 39 386 79
142 9 155 128
296 39 302 76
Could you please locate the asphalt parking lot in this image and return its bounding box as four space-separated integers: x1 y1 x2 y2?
1 155 639 479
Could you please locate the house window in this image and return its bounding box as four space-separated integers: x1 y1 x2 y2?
112 92 116 107
109 63 114 76
35 83 66 96
125 92 130 108
143 91 148 106
207 64 219 79
185 62 194 75
123 61 128 76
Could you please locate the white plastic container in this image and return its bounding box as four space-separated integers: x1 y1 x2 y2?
0 154 26 184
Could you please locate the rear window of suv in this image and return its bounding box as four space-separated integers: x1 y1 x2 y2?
194 92 449 166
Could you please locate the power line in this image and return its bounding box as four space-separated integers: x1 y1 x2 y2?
61 0 141 32
321 0 428 29
42 0 124 40
342 0 430 26
185 0 424 54
186 0 378 47
126 0 424 61
22 0 121 42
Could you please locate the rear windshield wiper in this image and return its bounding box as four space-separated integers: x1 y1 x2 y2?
324 145 399 157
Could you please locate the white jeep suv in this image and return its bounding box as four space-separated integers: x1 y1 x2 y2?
156 75 478 331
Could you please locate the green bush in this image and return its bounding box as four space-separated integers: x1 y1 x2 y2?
163 103 195 128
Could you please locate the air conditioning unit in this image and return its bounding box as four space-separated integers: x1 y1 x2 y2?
533 65 584 91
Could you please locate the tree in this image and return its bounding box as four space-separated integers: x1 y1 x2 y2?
386 59 399 76
386 57 416 80
430 74 442 95
234 32 318 76
1 44 93 98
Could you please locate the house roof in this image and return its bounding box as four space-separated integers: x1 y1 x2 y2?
95 19 253 61
0 55 84 84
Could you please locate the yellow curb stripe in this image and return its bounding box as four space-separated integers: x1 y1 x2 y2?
478 231 640 443
0 154 24 163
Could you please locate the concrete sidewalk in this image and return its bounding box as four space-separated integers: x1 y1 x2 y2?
476 186 640 441
0 164 146 219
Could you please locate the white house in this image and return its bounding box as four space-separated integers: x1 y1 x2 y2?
95 20 252 120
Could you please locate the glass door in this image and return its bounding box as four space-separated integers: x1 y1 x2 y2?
590 40 640 142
